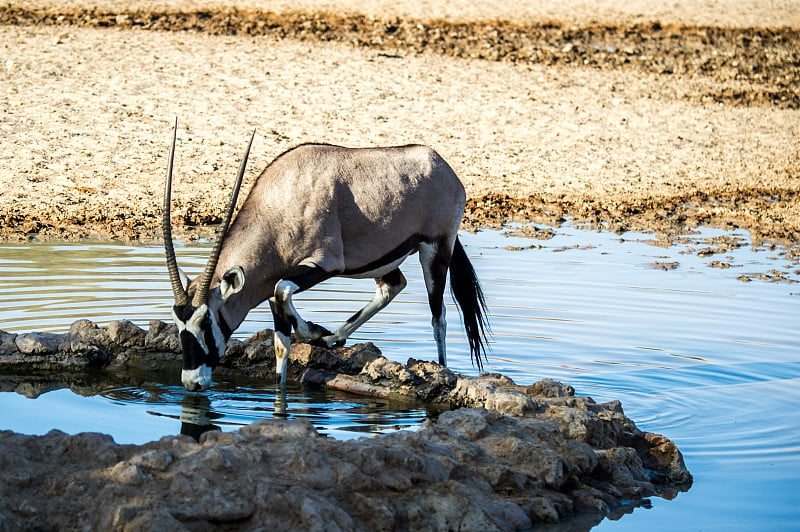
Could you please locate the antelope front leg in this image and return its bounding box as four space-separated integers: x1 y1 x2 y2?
270 269 332 382
268 297 292 383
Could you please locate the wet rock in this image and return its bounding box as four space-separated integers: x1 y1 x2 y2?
57 338 108 364
546 402 626 449
526 497 561 523
69 318 101 335
111 506 187 532
0 319 181 373
628 430 693 485
650 261 680 270
128 449 174 473
324 356 458 402
0 328 109 370
363 356 414 382
451 373 539 415
220 331 384 384
407 358 458 400
527 377 575 397
296 341 383 375
108 319 148 348
0 322 693 528
145 319 181 352
594 446 654 497
0 407 689 529
0 330 17 356
108 461 150 486
14 331 65 355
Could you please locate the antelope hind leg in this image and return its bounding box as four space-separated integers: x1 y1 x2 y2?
312 268 407 349
419 241 451 367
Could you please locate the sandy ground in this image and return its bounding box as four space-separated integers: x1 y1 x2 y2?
0 1 799 243
11 0 800 27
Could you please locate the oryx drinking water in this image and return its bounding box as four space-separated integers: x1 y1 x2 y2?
163 122 489 391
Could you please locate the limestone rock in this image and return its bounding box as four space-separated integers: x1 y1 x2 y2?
526 377 575 397
108 320 147 348
0 408 691 530
450 373 539 415
145 320 180 352
0 330 18 356
0 323 693 529
14 331 65 355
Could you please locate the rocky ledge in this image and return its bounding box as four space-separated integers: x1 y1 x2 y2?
0 320 692 530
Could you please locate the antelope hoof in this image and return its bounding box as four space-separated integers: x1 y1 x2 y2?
305 321 334 339
330 337 346 348
308 335 346 349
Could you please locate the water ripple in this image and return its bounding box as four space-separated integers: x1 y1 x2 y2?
1 226 799 530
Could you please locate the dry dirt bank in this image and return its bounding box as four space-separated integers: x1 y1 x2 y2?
0 1 798 244
11 0 800 28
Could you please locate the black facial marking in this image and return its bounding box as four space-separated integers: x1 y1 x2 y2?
175 304 220 370
202 315 220 368
173 303 196 322
180 329 207 371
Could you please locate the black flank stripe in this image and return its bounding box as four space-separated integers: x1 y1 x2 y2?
218 312 233 340
343 234 431 276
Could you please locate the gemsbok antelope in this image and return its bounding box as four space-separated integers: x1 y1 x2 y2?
163 122 489 391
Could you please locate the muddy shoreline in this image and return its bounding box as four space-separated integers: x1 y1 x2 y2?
1 1 799 245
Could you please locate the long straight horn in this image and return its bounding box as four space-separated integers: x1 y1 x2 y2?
192 129 256 307
164 118 189 307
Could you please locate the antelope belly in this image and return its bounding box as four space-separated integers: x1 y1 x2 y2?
341 252 413 279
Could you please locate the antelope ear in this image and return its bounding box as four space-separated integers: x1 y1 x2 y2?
220 266 245 301
178 267 191 292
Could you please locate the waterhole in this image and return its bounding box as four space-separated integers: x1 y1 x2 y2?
1 224 798 531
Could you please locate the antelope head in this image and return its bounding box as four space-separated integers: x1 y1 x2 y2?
163 121 254 391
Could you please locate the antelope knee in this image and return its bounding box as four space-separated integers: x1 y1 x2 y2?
274 279 299 303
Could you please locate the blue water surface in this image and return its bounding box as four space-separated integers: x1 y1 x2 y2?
1 224 798 531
